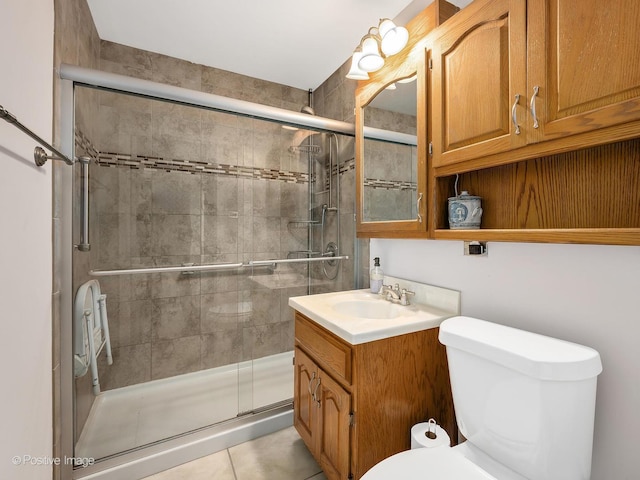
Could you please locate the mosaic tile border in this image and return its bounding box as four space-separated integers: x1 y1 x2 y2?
76 129 419 190
97 151 310 184
364 178 417 190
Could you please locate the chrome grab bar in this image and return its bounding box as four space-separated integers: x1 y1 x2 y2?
89 255 350 276
249 255 349 267
77 156 91 252
89 262 244 276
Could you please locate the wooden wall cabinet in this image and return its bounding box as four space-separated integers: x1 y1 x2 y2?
431 0 640 170
430 0 527 168
527 0 640 144
427 0 640 245
293 312 456 480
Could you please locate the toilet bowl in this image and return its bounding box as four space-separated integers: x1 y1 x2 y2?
362 441 526 480
361 316 602 480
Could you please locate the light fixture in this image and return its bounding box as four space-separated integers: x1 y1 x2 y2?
358 30 384 72
345 18 410 80
346 49 369 80
378 18 409 56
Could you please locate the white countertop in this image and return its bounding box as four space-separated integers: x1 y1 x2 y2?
289 281 460 345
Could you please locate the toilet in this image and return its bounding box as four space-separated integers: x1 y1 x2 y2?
362 316 603 480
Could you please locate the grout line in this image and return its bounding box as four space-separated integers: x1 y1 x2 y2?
226 448 238 480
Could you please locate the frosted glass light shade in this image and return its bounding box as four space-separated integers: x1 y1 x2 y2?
346 52 369 80
358 36 384 72
378 19 409 55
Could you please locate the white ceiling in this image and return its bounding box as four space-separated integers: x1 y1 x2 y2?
87 0 472 91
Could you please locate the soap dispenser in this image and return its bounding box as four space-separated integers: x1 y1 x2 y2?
370 257 384 293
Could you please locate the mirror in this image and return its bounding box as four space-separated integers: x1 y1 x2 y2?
362 76 418 222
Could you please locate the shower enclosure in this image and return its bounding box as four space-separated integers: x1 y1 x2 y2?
65 70 356 474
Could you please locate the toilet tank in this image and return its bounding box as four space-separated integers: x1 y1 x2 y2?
439 316 602 480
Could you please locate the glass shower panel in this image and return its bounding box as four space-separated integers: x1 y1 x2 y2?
72 87 333 461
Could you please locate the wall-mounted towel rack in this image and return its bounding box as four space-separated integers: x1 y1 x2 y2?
1 104 91 250
89 256 349 277
0 104 75 166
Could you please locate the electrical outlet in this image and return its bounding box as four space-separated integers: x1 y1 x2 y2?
464 241 487 256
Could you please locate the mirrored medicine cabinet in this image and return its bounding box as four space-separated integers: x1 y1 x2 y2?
354 0 458 238
355 65 428 238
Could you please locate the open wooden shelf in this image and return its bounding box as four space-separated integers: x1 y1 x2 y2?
432 138 640 245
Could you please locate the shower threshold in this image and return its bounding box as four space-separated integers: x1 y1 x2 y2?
74 351 293 477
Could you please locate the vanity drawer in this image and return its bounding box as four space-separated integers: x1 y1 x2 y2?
295 313 352 386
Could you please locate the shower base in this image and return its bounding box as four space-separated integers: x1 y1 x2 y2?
76 351 294 464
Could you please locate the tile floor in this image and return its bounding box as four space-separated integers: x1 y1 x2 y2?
142 426 326 480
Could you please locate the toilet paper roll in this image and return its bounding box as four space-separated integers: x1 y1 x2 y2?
411 421 451 449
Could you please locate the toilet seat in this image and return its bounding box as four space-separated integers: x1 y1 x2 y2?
361 447 498 480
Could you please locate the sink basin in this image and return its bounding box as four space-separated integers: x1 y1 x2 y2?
289 286 460 344
332 298 414 319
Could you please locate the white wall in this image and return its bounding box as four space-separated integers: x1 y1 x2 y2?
371 238 639 479
0 1 54 479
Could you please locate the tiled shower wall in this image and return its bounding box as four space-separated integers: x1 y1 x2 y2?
75 43 356 391
54 1 364 461
363 107 417 221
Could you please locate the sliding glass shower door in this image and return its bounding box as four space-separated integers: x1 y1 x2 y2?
71 85 352 462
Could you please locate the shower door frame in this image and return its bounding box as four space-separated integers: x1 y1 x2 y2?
57 65 410 479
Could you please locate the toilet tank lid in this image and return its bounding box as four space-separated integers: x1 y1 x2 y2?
439 316 602 381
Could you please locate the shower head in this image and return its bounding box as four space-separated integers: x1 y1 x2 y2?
300 105 315 115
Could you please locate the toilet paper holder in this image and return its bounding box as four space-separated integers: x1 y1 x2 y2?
425 418 438 440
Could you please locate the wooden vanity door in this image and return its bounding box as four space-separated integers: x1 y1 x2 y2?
430 0 527 168
316 371 351 480
294 347 317 451
526 0 640 143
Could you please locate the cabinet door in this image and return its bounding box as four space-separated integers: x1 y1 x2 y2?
527 0 640 142
431 0 527 167
316 372 351 480
293 347 318 451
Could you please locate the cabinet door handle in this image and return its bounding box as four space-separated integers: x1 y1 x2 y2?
308 371 317 401
313 377 321 407
416 192 423 223
511 94 521 135
530 86 540 129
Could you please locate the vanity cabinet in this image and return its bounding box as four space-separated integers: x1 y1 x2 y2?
293 312 457 480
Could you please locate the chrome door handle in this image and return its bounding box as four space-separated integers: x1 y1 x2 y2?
308 371 317 401
511 94 521 135
313 377 321 407
530 86 540 129
416 192 423 223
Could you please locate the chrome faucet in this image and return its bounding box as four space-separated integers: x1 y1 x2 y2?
379 283 415 306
